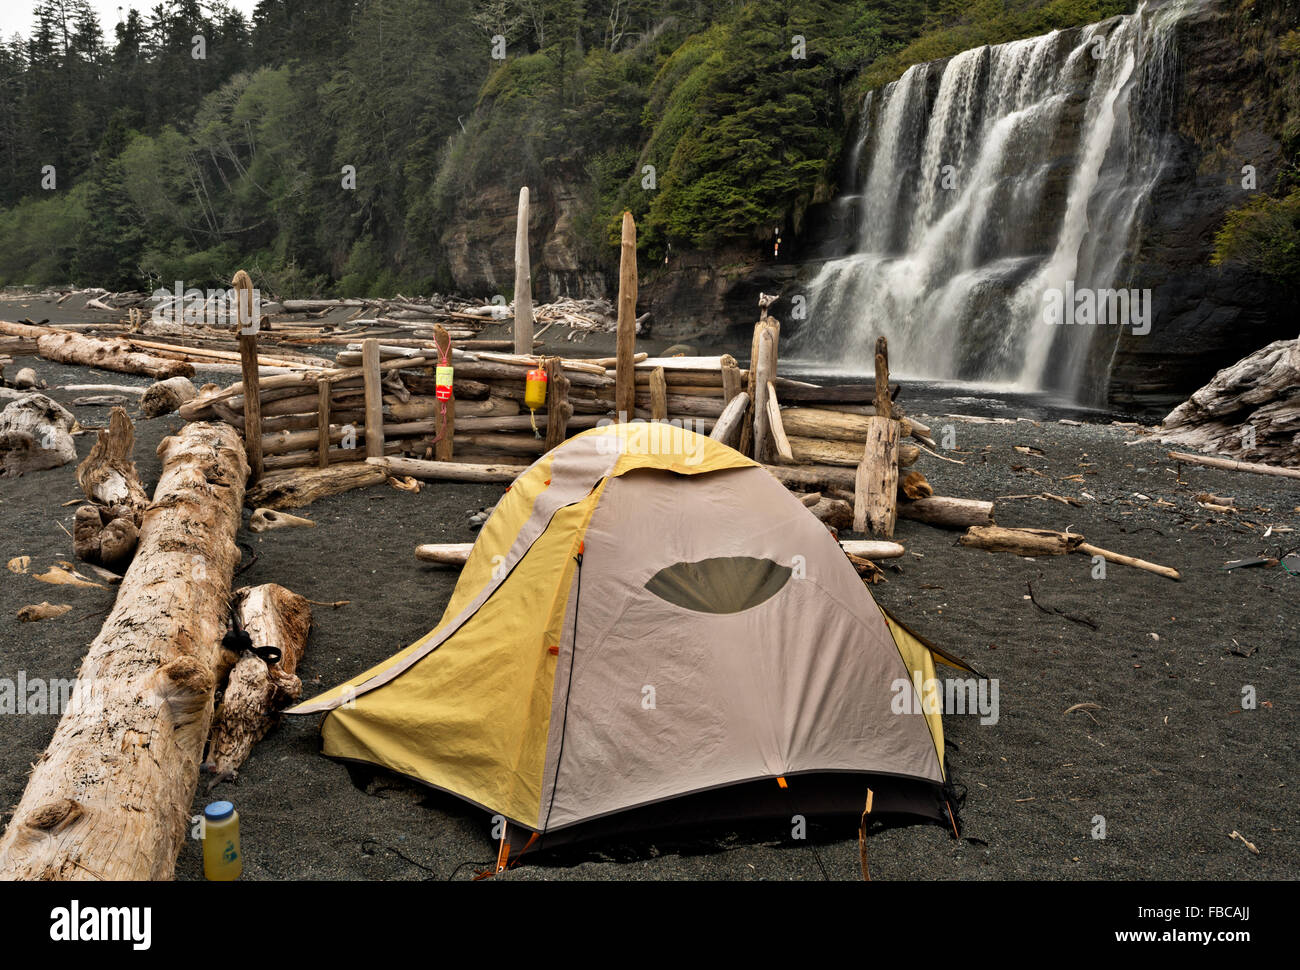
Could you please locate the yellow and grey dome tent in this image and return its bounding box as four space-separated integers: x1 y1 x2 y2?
290 424 974 844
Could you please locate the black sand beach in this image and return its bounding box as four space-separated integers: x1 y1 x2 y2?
1 296 1296 881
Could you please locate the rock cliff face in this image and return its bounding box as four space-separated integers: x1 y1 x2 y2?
441 177 606 303
1108 0 1296 415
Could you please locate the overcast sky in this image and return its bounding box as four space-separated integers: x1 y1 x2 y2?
1 2 260 43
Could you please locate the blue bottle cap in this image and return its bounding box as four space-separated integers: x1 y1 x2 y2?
204 800 234 822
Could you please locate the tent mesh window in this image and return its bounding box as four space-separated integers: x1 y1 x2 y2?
644 556 792 615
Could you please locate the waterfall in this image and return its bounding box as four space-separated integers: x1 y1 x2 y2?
792 0 1197 403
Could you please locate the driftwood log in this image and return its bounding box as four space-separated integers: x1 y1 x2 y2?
899 496 994 529
368 456 526 483
36 331 195 379
854 337 899 536
0 393 77 477
244 463 387 510
959 525 1084 557
140 376 197 418
0 422 248 880
204 584 312 783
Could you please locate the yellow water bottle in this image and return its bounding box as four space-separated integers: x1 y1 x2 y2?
203 800 242 881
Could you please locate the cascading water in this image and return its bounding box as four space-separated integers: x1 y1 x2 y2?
792 0 1197 403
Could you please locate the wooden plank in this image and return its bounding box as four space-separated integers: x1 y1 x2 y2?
721 355 742 403
649 366 668 421
710 392 750 448
362 338 384 460
316 378 330 468
765 382 794 463
544 357 572 451
239 332 264 482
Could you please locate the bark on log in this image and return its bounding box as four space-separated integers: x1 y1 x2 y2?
140 376 197 418
898 496 994 529
36 331 194 379
545 356 572 450
203 584 312 782
762 462 856 491
958 525 1083 557
899 469 933 500
0 422 248 880
244 463 387 510
807 496 853 530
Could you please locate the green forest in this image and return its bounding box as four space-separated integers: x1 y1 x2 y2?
0 0 1149 298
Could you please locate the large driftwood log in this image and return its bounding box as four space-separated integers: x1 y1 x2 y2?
0 422 248 880
1160 337 1300 467
36 331 195 379
203 584 312 782
0 393 77 477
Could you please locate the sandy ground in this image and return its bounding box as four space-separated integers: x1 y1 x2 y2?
1 294 1296 880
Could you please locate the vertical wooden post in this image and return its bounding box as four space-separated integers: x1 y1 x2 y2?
854 336 899 536
751 329 776 462
238 332 263 483
362 338 384 460
544 356 572 451
514 187 533 356
649 366 668 421
720 354 742 404
434 324 455 462
316 378 331 468
615 211 638 422
740 307 779 456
